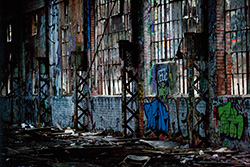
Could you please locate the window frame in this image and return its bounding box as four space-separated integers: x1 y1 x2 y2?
95 0 132 95
224 0 250 95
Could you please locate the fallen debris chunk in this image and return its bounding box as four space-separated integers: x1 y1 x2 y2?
215 147 227 153
199 150 204 155
119 155 150 167
55 122 63 131
64 127 74 134
212 154 219 158
139 139 180 149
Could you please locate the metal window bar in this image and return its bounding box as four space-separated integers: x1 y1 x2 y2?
95 0 131 95
150 0 201 95
225 0 250 95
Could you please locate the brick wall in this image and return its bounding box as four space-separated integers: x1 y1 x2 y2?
216 0 226 96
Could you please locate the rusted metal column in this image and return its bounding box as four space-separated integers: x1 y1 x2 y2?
131 0 144 138
186 33 195 147
73 0 89 130
37 0 51 127
120 41 127 138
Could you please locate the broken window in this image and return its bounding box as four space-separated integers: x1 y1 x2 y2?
32 59 39 95
32 14 38 36
7 24 12 42
6 53 12 95
149 0 202 94
61 3 73 96
95 0 131 95
225 0 250 95
65 4 69 24
61 27 73 95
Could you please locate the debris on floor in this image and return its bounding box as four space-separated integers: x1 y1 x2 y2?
2 123 250 166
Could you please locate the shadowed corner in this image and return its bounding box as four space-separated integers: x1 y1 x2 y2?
0 1 3 166
0 114 2 167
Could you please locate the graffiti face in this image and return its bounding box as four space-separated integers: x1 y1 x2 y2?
156 63 172 100
144 98 169 133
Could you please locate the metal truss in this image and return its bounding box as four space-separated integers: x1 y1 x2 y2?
185 33 209 146
37 57 51 127
119 40 139 138
72 51 89 131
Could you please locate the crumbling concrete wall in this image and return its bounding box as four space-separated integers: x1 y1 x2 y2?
51 97 74 128
92 96 122 132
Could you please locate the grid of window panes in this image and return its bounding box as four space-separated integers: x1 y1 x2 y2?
225 0 250 95
95 0 131 95
61 3 73 96
150 0 202 94
150 0 184 62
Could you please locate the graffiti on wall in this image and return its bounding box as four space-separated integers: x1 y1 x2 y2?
144 98 169 133
179 97 188 138
156 63 172 101
218 101 243 139
213 98 246 139
244 99 250 136
168 98 178 135
49 1 61 96
143 96 208 145
213 97 250 149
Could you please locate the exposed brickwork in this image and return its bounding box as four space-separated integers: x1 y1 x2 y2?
216 0 226 96
90 0 98 95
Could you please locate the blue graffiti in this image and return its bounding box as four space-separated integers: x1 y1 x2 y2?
144 98 168 132
87 0 91 49
69 36 76 58
57 41 61 69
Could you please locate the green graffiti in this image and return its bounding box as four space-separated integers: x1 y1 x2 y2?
218 102 243 139
158 82 170 100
